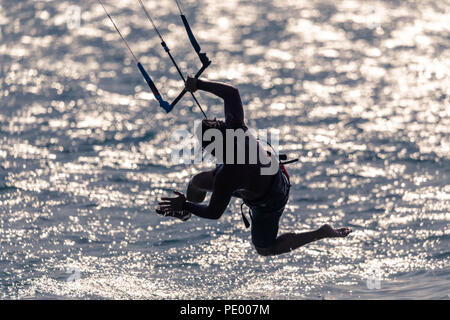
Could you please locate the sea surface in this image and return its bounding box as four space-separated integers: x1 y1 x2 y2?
0 0 449 299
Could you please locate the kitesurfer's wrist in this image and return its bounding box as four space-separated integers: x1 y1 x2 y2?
185 77 198 92
196 79 205 90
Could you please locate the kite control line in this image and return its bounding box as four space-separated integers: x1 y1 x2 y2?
137 0 207 118
97 0 172 113
98 0 213 116
170 0 211 110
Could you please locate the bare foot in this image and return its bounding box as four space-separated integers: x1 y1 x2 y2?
319 224 352 238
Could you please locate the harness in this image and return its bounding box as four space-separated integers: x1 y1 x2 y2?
240 151 297 229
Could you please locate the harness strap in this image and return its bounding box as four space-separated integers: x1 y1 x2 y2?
280 164 290 184
240 203 252 229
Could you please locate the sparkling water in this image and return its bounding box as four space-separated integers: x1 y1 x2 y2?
0 0 449 299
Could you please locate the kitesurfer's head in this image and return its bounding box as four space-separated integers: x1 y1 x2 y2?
200 118 227 154
202 118 226 134
196 118 248 162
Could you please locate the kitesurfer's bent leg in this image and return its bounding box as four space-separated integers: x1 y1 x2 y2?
255 224 352 256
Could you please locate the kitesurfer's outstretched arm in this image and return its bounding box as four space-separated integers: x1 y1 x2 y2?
185 77 245 128
157 167 235 220
183 186 232 220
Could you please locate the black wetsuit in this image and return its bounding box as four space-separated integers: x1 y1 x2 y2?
182 80 290 249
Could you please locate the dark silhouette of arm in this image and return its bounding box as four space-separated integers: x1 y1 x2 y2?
183 167 234 219
197 79 245 128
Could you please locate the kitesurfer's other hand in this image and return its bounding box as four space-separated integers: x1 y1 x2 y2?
158 190 186 212
185 76 198 92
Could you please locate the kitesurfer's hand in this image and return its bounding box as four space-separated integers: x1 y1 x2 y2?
158 190 186 212
185 76 198 93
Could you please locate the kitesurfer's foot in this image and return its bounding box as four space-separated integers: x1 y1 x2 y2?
319 224 352 238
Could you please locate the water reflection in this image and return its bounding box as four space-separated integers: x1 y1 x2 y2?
0 0 449 299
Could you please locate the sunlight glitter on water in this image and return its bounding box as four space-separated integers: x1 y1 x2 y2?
0 0 449 300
